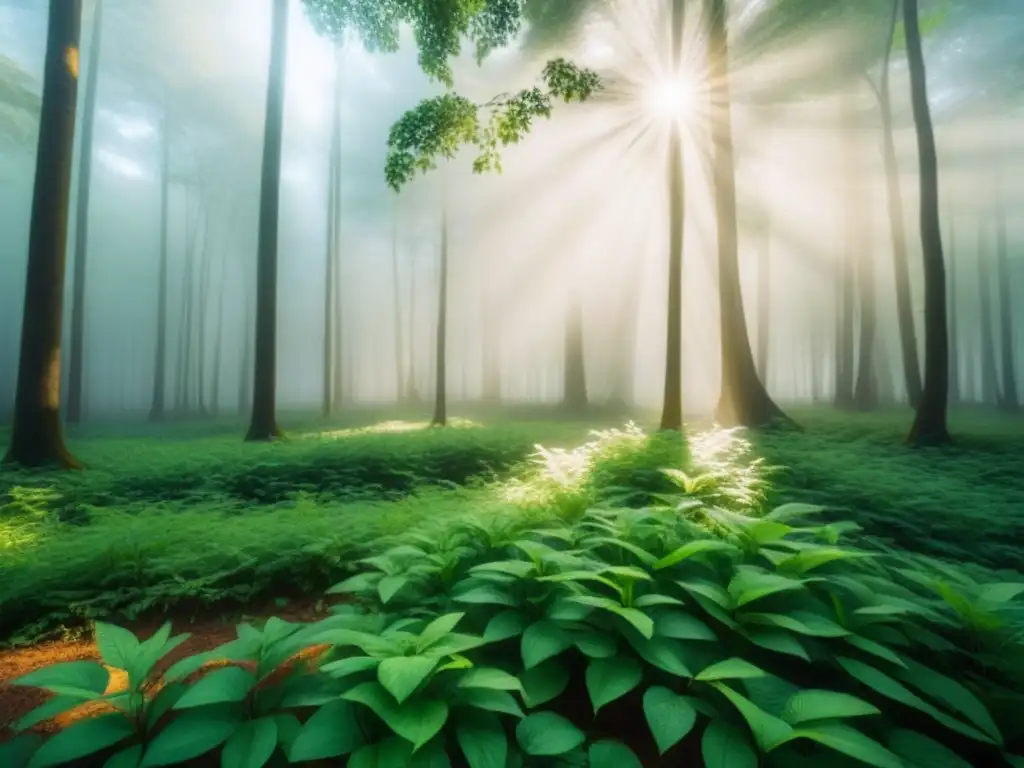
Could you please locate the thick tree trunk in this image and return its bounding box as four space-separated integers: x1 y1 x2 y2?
947 210 959 404
707 0 789 427
390 216 405 403
879 0 923 408
246 0 289 442
977 223 999 405
756 218 770 385
563 290 588 412
149 113 171 422
66 0 102 425
659 125 684 431
4 0 83 468
995 200 1019 411
431 208 449 427
904 0 951 445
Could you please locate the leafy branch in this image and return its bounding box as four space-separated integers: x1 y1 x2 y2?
384 58 602 192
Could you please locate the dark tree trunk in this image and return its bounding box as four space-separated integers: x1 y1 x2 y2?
834 249 855 407
995 200 1019 411
66 0 102 425
431 208 449 427
246 0 289 442
5 0 83 467
756 218 770 385
707 0 789 427
904 0 951 445
563 290 588 412
879 0 923 408
322 60 339 418
390 216 405 403
977 222 999 405
149 113 171 422
947 210 959 405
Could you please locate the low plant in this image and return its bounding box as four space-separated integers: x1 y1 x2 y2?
5 488 1023 767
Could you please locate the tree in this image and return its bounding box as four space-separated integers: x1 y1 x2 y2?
246 0 289 442
390 215 405 403
66 0 103 425
904 0 951 445
149 110 171 422
322 48 341 419
563 291 588 411
946 209 959 405
977 221 999 405
994 195 1019 411
431 207 450 427
4 0 83 468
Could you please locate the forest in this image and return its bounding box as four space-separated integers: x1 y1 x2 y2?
0 0 1022 765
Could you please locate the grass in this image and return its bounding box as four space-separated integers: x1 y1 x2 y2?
0 405 1021 647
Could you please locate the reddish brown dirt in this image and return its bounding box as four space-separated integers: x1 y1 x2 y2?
0 596 339 757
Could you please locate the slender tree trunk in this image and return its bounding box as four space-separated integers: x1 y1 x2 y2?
563 290 588 411
756 217 770 385
149 112 171 422
834 247 855 407
322 58 339 418
246 0 288 441
390 215 405 402
879 0 923 408
66 0 102 425
407 243 420 402
331 124 344 410
995 199 1019 411
4 0 83 468
707 0 789 427
851 104 877 410
195 213 213 416
210 255 226 418
178 202 203 415
947 210 959 405
238 281 253 417
977 222 999 405
431 208 449 427
810 310 823 402
904 0 950 444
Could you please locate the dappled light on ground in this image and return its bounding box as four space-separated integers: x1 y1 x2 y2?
311 417 482 440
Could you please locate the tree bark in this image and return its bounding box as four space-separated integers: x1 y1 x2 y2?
431 207 449 427
977 221 999 405
995 199 1019 411
904 0 951 445
4 0 83 468
245 0 289 442
66 0 103 425
322 54 340 418
707 0 789 428
149 112 171 422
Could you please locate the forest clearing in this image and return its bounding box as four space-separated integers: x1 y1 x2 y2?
2 0 1024 766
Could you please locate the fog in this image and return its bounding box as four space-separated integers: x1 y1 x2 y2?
1 0 1022 423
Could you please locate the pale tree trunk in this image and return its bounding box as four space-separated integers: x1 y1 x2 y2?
977 221 999 405
149 112 171 422
431 207 449 427
563 290 588 411
995 198 1019 411
947 209 959 404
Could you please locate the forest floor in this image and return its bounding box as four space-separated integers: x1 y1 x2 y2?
0 404 1022 751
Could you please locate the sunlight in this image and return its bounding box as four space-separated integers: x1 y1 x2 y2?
642 75 698 121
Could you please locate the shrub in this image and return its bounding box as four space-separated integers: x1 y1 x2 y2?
5 490 1023 767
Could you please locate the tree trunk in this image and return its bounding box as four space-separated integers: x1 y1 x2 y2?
834 247 855 407
707 0 789 427
809 310 823 402
150 112 171 422
238 282 253 417
407 243 420 403
66 0 102 425
879 0 923 408
4 0 83 468
977 222 999 405
210 255 226 418
322 56 339 418
947 210 959 405
431 208 449 427
904 0 951 445
995 200 1019 411
245 0 289 442
756 217 770 385
195 213 213 416
390 215 405 402
563 290 588 412
659 124 684 431
851 104 877 410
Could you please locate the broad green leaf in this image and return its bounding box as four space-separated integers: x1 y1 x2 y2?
745 520 794 544
321 656 380 678
128 625 189 689
631 636 693 677
140 709 241 766
600 565 653 582
483 611 530 642
104 744 143 768
379 574 412 603
695 658 766 682
379 655 438 704
346 737 420 768
417 613 466 651
978 582 1024 605
643 686 697 754
520 659 570 708
288 700 365 761
588 740 642 768
845 636 906 668
455 586 518 607
172 666 255 709
587 537 658 566
655 539 738 570
516 712 585 757
0 734 42 768
702 720 757 768
95 623 141 673
586 657 643 713
728 567 805 607
13 661 110 700
654 610 716 641
782 690 881 724
458 667 522 692
539 570 621 592
743 629 809 661
777 548 872 575
458 687 526 718
573 629 617 658
425 633 485 657
344 682 449 750
710 682 793 751
609 606 655 639
741 611 849 637
787 722 903 768
634 594 685 609
766 503 825 522
521 620 573 669
891 658 1002 744
27 714 133 768
456 711 506 768
547 598 594 622
220 718 277 768
15 695 84 732
887 728 973 768
675 579 732 609
471 560 536 578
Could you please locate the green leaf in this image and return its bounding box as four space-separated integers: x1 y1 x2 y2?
520 660 570 708
321 656 380 678
588 740 642 768
631 636 693 677
459 667 523 693
654 611 716 641
128 625 189 689
634 594 685 609
655 539 738 570
741 611 849 637
145 682 185 732
710 682 793 751
782 690 880 724
787 722 904 768
379 574 413 603
172 666 255 709
891 658 1002 744
766 503 825 522
455 585 518 607
586 657 643 713
27 714 134 768
417 613 465 652
702 720 757 768
675 579 733 609
344 681 449 751
347 737 417 768
777 548 872 575
13 661 110 700
0 733 42 768
609 606 655 639
95 623 141 673
887 728 973 768
743 629 809 661
378 655 438 704
483 611 530 642
141 709 241 766
728 567 805 607
456 711 506 768
104 744 143 768
288 700 365 761
643 686 697 755
15 695 84 732
516 712 585 756
573 629 617 658
220 718 277 768
845 636 906 668
521 620 573 669
471 560 536 578
695 658 766 682
458 687 526 718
